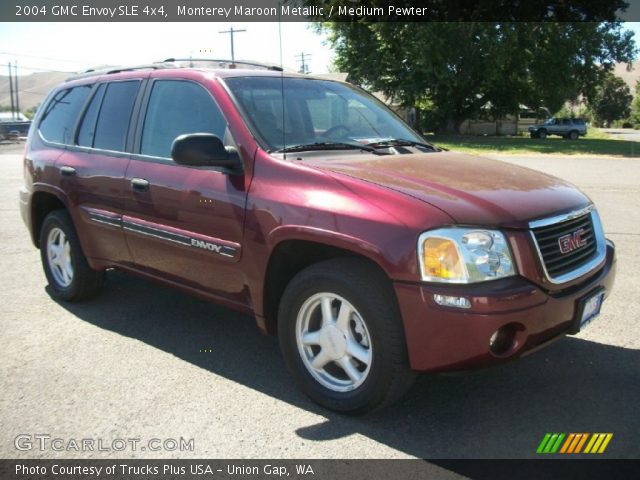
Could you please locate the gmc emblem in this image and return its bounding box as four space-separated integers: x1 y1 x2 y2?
558 228 587 254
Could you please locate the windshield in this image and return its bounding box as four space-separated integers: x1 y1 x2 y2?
224 77 425 151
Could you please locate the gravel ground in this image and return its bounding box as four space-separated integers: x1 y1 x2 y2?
1 143 638 462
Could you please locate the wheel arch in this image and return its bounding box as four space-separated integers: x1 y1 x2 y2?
30 187 70 248
261 233 397 336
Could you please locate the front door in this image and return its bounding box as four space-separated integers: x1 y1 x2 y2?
123 78 248 304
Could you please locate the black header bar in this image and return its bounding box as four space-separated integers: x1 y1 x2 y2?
3 0 639 22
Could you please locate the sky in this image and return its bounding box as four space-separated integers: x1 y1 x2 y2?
1 22 640 78
0 22 334 75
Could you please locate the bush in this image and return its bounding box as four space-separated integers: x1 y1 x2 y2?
622 121 633 128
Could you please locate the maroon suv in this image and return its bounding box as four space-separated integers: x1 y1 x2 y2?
19 61 616 413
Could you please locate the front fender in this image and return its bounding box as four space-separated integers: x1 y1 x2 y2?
267 225 393 277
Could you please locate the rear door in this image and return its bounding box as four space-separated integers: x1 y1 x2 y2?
123 77 248 304
40 80 141 264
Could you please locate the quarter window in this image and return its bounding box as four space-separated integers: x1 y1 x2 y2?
93 81 140 152
141 80 227 158
39 86 91 144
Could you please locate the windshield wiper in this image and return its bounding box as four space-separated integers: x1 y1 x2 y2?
273 141 381 154
365 138 439 151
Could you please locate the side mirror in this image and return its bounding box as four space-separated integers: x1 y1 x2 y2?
171 133 242 174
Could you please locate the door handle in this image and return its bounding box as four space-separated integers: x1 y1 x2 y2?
59 166 76 177
131 178 150 192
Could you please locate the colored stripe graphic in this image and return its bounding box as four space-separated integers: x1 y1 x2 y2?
550 433 565 453
537 433 612 454
584 433 613 454
536 433 552 453
574 433 589 453
536 433 551 453
559 433 575 453
537 433 565 454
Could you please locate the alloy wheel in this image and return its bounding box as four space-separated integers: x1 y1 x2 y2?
295 293 373 392
46 227 73 287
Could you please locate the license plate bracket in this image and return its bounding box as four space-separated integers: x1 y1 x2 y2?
570 288 605 334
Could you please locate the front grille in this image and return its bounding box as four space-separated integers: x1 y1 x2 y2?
532 213 598 279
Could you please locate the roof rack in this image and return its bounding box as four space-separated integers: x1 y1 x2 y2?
66 63 172 82
162 58 284 72
65 58 285 82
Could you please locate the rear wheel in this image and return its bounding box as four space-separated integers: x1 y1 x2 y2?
278 258 415 414
567 130 579 140
40 210 103 301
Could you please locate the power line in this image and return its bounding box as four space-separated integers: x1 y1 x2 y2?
0 63 73 73
0 86 51 95
0 50 88 65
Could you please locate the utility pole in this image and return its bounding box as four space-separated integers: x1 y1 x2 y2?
14 61 20 119
8 62 15 120
295 52 312 74
219 26 246 66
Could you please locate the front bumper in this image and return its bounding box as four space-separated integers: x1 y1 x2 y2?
394 242 616 372
19 186 30 230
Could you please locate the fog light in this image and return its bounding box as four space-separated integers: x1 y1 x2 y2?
489 324 518 356
433 294 471 309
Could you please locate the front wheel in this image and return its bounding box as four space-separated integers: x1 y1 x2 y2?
567 130 579 140
538 129 548 139
40 210 103 301
278 258 415 414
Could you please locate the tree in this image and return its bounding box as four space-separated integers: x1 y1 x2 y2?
590 73 632 127
320 21 636 132
629 81 640 126
24 104 39 120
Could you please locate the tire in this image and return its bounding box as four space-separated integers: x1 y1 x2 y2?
538 129 548 139
529 132 539 138
278 258 415 414
568 130 579 140
40 210 104 301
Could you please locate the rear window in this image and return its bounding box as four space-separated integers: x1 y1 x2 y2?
39 86 91 144
93 81 140 152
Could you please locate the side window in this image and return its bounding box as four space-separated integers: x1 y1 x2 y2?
141 80 227 158
77 84 106 147
39 85 91 144
93 81 140 152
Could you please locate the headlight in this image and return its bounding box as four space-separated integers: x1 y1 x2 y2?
418 228 515 283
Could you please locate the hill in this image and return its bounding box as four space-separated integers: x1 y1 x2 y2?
0 71 71 112
613 62 639 96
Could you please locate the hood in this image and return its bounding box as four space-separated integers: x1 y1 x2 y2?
306 151 590 228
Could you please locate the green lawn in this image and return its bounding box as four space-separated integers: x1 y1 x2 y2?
425 130 640 157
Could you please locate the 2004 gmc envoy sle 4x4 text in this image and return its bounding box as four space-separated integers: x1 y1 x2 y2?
19 60 616 414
